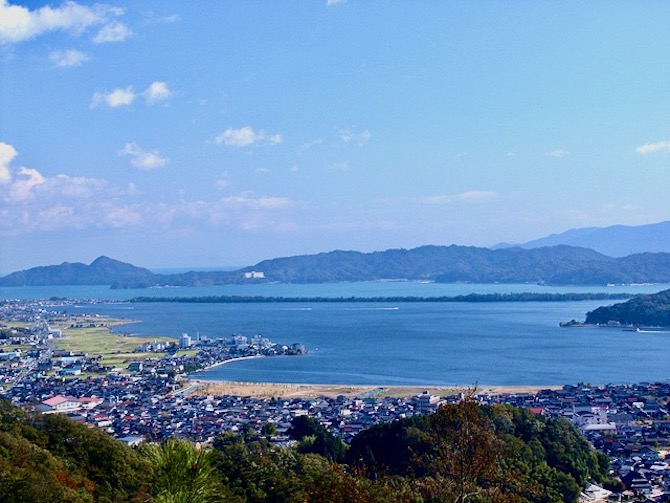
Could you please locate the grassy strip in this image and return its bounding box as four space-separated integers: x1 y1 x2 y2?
51 317 174 371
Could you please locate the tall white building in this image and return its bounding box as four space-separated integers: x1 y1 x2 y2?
179 332 192 348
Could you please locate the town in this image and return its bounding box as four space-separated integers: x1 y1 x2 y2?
1 299 669 501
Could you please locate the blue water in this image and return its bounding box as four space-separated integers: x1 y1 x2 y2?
15 281 668 386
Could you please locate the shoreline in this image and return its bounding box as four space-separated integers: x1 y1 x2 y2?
198 354 265 371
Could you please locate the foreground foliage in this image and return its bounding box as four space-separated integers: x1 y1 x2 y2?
0 398 608 502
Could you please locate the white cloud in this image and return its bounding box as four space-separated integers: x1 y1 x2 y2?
0 141 298 236
90 82 172 109
118 143 168 170
635 141 670 154
92 21 131 43
143 81 171 105
215 126 282 147
9 167 45 201
90 86 135 108
49 48 89 67
548 149 569 158
0 141 18 184
326 0 347 6
0 0 126 45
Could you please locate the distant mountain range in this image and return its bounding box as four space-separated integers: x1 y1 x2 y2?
4 245 670 288
497 220 670 257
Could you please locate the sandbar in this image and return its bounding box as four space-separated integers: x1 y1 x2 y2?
188 380 560 399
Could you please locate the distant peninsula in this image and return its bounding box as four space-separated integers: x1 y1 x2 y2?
129 293 633 303
4 245 670 288
585 288 670 327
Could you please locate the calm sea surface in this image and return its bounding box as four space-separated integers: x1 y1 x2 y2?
3 282 670 386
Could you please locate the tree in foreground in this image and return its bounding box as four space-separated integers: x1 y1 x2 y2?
142 438 225 503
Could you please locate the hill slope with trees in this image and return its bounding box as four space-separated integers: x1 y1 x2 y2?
585 288 670 327
5 245 670 287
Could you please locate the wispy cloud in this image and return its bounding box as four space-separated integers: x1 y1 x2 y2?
300 138 323 150
92 21 131 43
415 191 497 205
144 12 180 25
330 161 350 172
0 0 128 45
90 81 172 109
0 141 297 236
326 0 348 6
219 194 292 210
339 127 371 147
635 141 670 154
215 126 282 147
215 177 231 189
118 143 169 170
548 149 569 158
49 49 89 67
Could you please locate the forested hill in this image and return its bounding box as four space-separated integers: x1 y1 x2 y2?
586 288 670 327
4 245 670 287
0 256 160 287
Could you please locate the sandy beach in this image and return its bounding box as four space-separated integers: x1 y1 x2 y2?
199 354 264 371
188 380 561 399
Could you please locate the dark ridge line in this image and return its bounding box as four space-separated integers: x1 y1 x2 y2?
128 292 634 303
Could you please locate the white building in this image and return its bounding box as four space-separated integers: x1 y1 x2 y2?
413 391 441 413
179 332 192 348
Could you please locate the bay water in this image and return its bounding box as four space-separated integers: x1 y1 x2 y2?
4 282 670 386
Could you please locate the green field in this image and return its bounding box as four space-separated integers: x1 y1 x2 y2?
52 317 177 370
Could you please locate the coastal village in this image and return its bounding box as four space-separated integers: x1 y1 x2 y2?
1 299 669 501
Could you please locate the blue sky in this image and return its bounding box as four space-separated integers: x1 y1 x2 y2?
2 1 670 272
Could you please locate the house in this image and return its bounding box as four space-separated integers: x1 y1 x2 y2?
620 469 653 495
118 435 144 447
38 395 103 414
38 395 84 414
